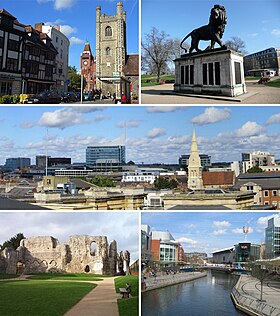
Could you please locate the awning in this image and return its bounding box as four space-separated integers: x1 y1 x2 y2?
26 79 56 84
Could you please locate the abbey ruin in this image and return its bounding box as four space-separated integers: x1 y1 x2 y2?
0 235 130 275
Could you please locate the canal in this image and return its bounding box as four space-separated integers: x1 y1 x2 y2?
142 271 246 316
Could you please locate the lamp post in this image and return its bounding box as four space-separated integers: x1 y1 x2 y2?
80 70 83 104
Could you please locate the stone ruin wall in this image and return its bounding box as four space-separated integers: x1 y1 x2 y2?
0 235 118 275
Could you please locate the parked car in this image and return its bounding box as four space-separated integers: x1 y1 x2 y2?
24 91 61 104
83 92 94 101
61 92 78 103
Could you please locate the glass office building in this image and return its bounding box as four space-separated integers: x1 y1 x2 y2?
265 217 280 259
86 145 126 166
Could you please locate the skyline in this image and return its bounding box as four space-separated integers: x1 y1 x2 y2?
0 212 139 263
1 106 280 165
1 0 139 70
142 0 280 55
142 212 280 256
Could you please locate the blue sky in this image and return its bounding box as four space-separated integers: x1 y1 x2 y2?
1 0 139 69
142 0 280 54
142 212 280 256
0 212 139 263
1 105 280 165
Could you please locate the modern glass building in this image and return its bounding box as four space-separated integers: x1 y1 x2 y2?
265 217 280 259
86 145 126 167
4 157 31 171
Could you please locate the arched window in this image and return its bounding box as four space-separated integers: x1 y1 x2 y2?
106 47 111 56
105 26 112 36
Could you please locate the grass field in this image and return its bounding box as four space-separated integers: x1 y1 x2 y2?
141 74 175 86
27 272 105 281
115 275 139 316
0 274 19 279
0 280 96 316
245 76 261 80
265 78 280 88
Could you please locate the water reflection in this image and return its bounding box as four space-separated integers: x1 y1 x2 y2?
142 271 246 316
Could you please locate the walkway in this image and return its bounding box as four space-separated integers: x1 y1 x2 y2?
232 275 280 316
64 277 119 316
141 81 280 104
143 271 207 292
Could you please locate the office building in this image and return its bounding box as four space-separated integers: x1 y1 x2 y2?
86 145 125 167
241 151 275 173
265 216 280 259
4 157 31 170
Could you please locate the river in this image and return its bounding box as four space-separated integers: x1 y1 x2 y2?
142 271 246 316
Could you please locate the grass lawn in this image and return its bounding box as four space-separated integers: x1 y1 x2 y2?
265 78 280 88
115 275 139 316
0 280 96 316
141 74 175 86
245 76 261 80
27 272 105 281
0 274 19 279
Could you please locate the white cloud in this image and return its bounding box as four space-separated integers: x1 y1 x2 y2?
60 25 77 36
213 221 231 228
176 237 197 245
213 229 227 235
38 108 89 129
116 120 142 128
69 36 84 45
265 113 280 125
0 212 139 263
146 106 185 113
54 0 76 10
93 115 111 122
271 29 280 36
257 213 280 228
248 33 259 37
20 121 36 129
235 121 265 137
191 107 231 126
148 128 166 138
232 227 253 234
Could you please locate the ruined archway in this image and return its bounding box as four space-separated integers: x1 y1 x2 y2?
90 242 97 256
84 265 90 273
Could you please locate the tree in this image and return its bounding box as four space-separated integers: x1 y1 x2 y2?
154 177 178 190
224 36 248 55
248 262 273 302
0 233 25 251
247 166 263 173
142 28 180 82
90 176 116 187
67 66 86 91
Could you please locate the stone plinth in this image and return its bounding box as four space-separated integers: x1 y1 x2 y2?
174 48 246 97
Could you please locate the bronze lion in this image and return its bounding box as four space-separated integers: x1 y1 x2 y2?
180 4 227 54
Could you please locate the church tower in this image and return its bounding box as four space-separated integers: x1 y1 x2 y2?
96 2 127 96
187 129 204 190
80 42 95 92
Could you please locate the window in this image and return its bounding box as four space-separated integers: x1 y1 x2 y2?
0 81 12 95
0 37 4 48
234 62 242 84
264 191 269 197
61 39 63 45
105 26 112 36
6 58 18 72
273 190 277 197
106 47 111 56
264 202 269 206
8 40 19 51
56 36 58 43
247 186 253 191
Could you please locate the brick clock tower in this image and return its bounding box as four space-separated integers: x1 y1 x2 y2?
80 42 96 92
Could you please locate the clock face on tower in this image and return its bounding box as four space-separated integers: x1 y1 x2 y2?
83 60 88 66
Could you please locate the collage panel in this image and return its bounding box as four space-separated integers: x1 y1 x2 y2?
0 211 139 315
141 212 280 316
141 0 280 105
0 0 139 104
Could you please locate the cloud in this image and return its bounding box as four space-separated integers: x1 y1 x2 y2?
20 121 36 129
146 106 185 113
257 213 280 228
69 36 84 45
271 29 280 36
38 108 89 129
93 115 111 122
213 221 231 228
116 120 142 128
0 212 139 263
191 107 231 126
37 0 76 10
54 0 76 10
147 128 166 138
235 121 265 137
60 25 77 36
265 113 280 125
232 227 253 234
248 33 259 37
213 229 227 235
177 237 197 245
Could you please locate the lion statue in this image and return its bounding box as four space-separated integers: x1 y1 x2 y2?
180 4 227 54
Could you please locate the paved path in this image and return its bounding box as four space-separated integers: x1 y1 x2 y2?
64 277 119 316
141 81 280 104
